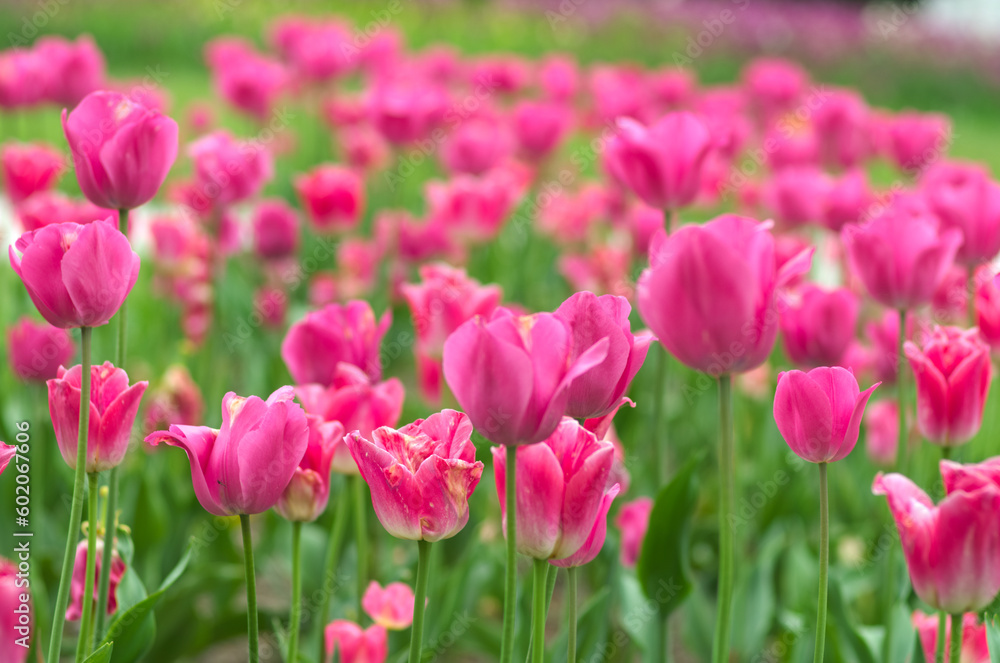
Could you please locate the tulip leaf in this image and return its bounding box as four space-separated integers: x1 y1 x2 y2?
99 539 195 662
635 453 702 619
83 642 114 663
987 615 1000 663
887 601 915 663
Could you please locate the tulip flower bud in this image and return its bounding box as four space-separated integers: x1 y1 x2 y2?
7 316 76 382
66 538 125 621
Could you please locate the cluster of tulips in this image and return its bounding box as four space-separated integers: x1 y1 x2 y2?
3 9 1000 663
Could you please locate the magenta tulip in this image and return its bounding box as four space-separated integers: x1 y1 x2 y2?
604 112 713 211
873 470 1000 613
275 417 345 522
66 538 125 621
512 100 572 162
366 80 448 146
294 164 365 233
145 387 309 516
48 361 147 472
920 160 1000 265
913 612 989 663
1 142 64 204
864 400 899 468
362 582 415 630
36 35 106 107
0 442 16 477
282 301 390 385
615 497 654 568
975 271 1000 351
780 285 859 368
10 220 140 328
347 410 483 541
441 115 512 177
761 166 832 228
442 308 608 446
813 88 872 169
401 263 502 404
492 417 617 560
774 367 879 463
251 198 300 260
866 309 914 385
842 194 962 310
884 111 951 173
295 363 405 460
554 291 653 419
325 620 387 663
550 482 620 568
539 55 579 102
7 316 76 382
1 557 31 662
637 214 812 375
187 130 273 208
822 169 876 232
62 91 178 210
904 326 991 446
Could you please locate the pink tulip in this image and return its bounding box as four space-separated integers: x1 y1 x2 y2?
253 287 286 330
401 264 502 403
615 497 654 569
251 198 299 260
187 130 273 209
62 91 178 210
638 214 812 375
932 266 970 325
550 482 620 568
282 301 390 384
366 80 448 146
294 164 365 233
0 47 49 109
282 20 354 82
822 169 876 232
554 292 653 419
425 172 522 243
864 400 899 468
872 470 1000 613
742 57 807 121
492 417 617 560
813 88 872 169
66 538 125 621
35 35 106 107
920 161 1000 265
209 46 286 122
145 387 309 516
442 309 608 446
884 111 951 173
866 309 914 385
764 123 820 171
604 113 713 211
9 220 140 328
913 612 989 663
1 142 64 204
14 191 113 232
904 326 991 446
590 65 648 125
538 55 579 102
7 316 76 382
142 365 204 433
512 100 572 162
842 194 962 310
295 363 405 459
441 116 512 177
774 366 879 463
275 417 345 522
1 557 31 662
647 68 695 113
340 126 390 174
325 620 387 663
48 361 147 472
348 410 483 541
780 285 859 368
976 270 1000 351
761 166 831 228
0 442 16 477
362 582 415 630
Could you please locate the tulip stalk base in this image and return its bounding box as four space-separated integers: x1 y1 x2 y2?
317 491 349 662
500 445 517 663
712 374 735 663
936 612 947 663
47 326 92 663
531 558 548 663
288 522 302 663
240 515 260 663
409 540 431 663
949 614 962 663
813 463 828 663
568 567 578 663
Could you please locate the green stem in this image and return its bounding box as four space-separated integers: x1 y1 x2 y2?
96 207 130 641
567 567 578 663
813 463 829 663
531 558 547 663
288 522 303 663
949 614 962 663
47 326 92 663
352 475 368 618
500 445 518 663
240 514 259 663
75 473 99 661
409 540 432 663
711 374 735 663
652 346 668 485
316 490 349 662
935 611 947 663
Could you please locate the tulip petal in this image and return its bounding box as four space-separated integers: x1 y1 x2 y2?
62 221 139 327
514 443 566 558
347 431 423 540
773 370 834 462
551 483 620 568
95 380 147 471
146 425 226 516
